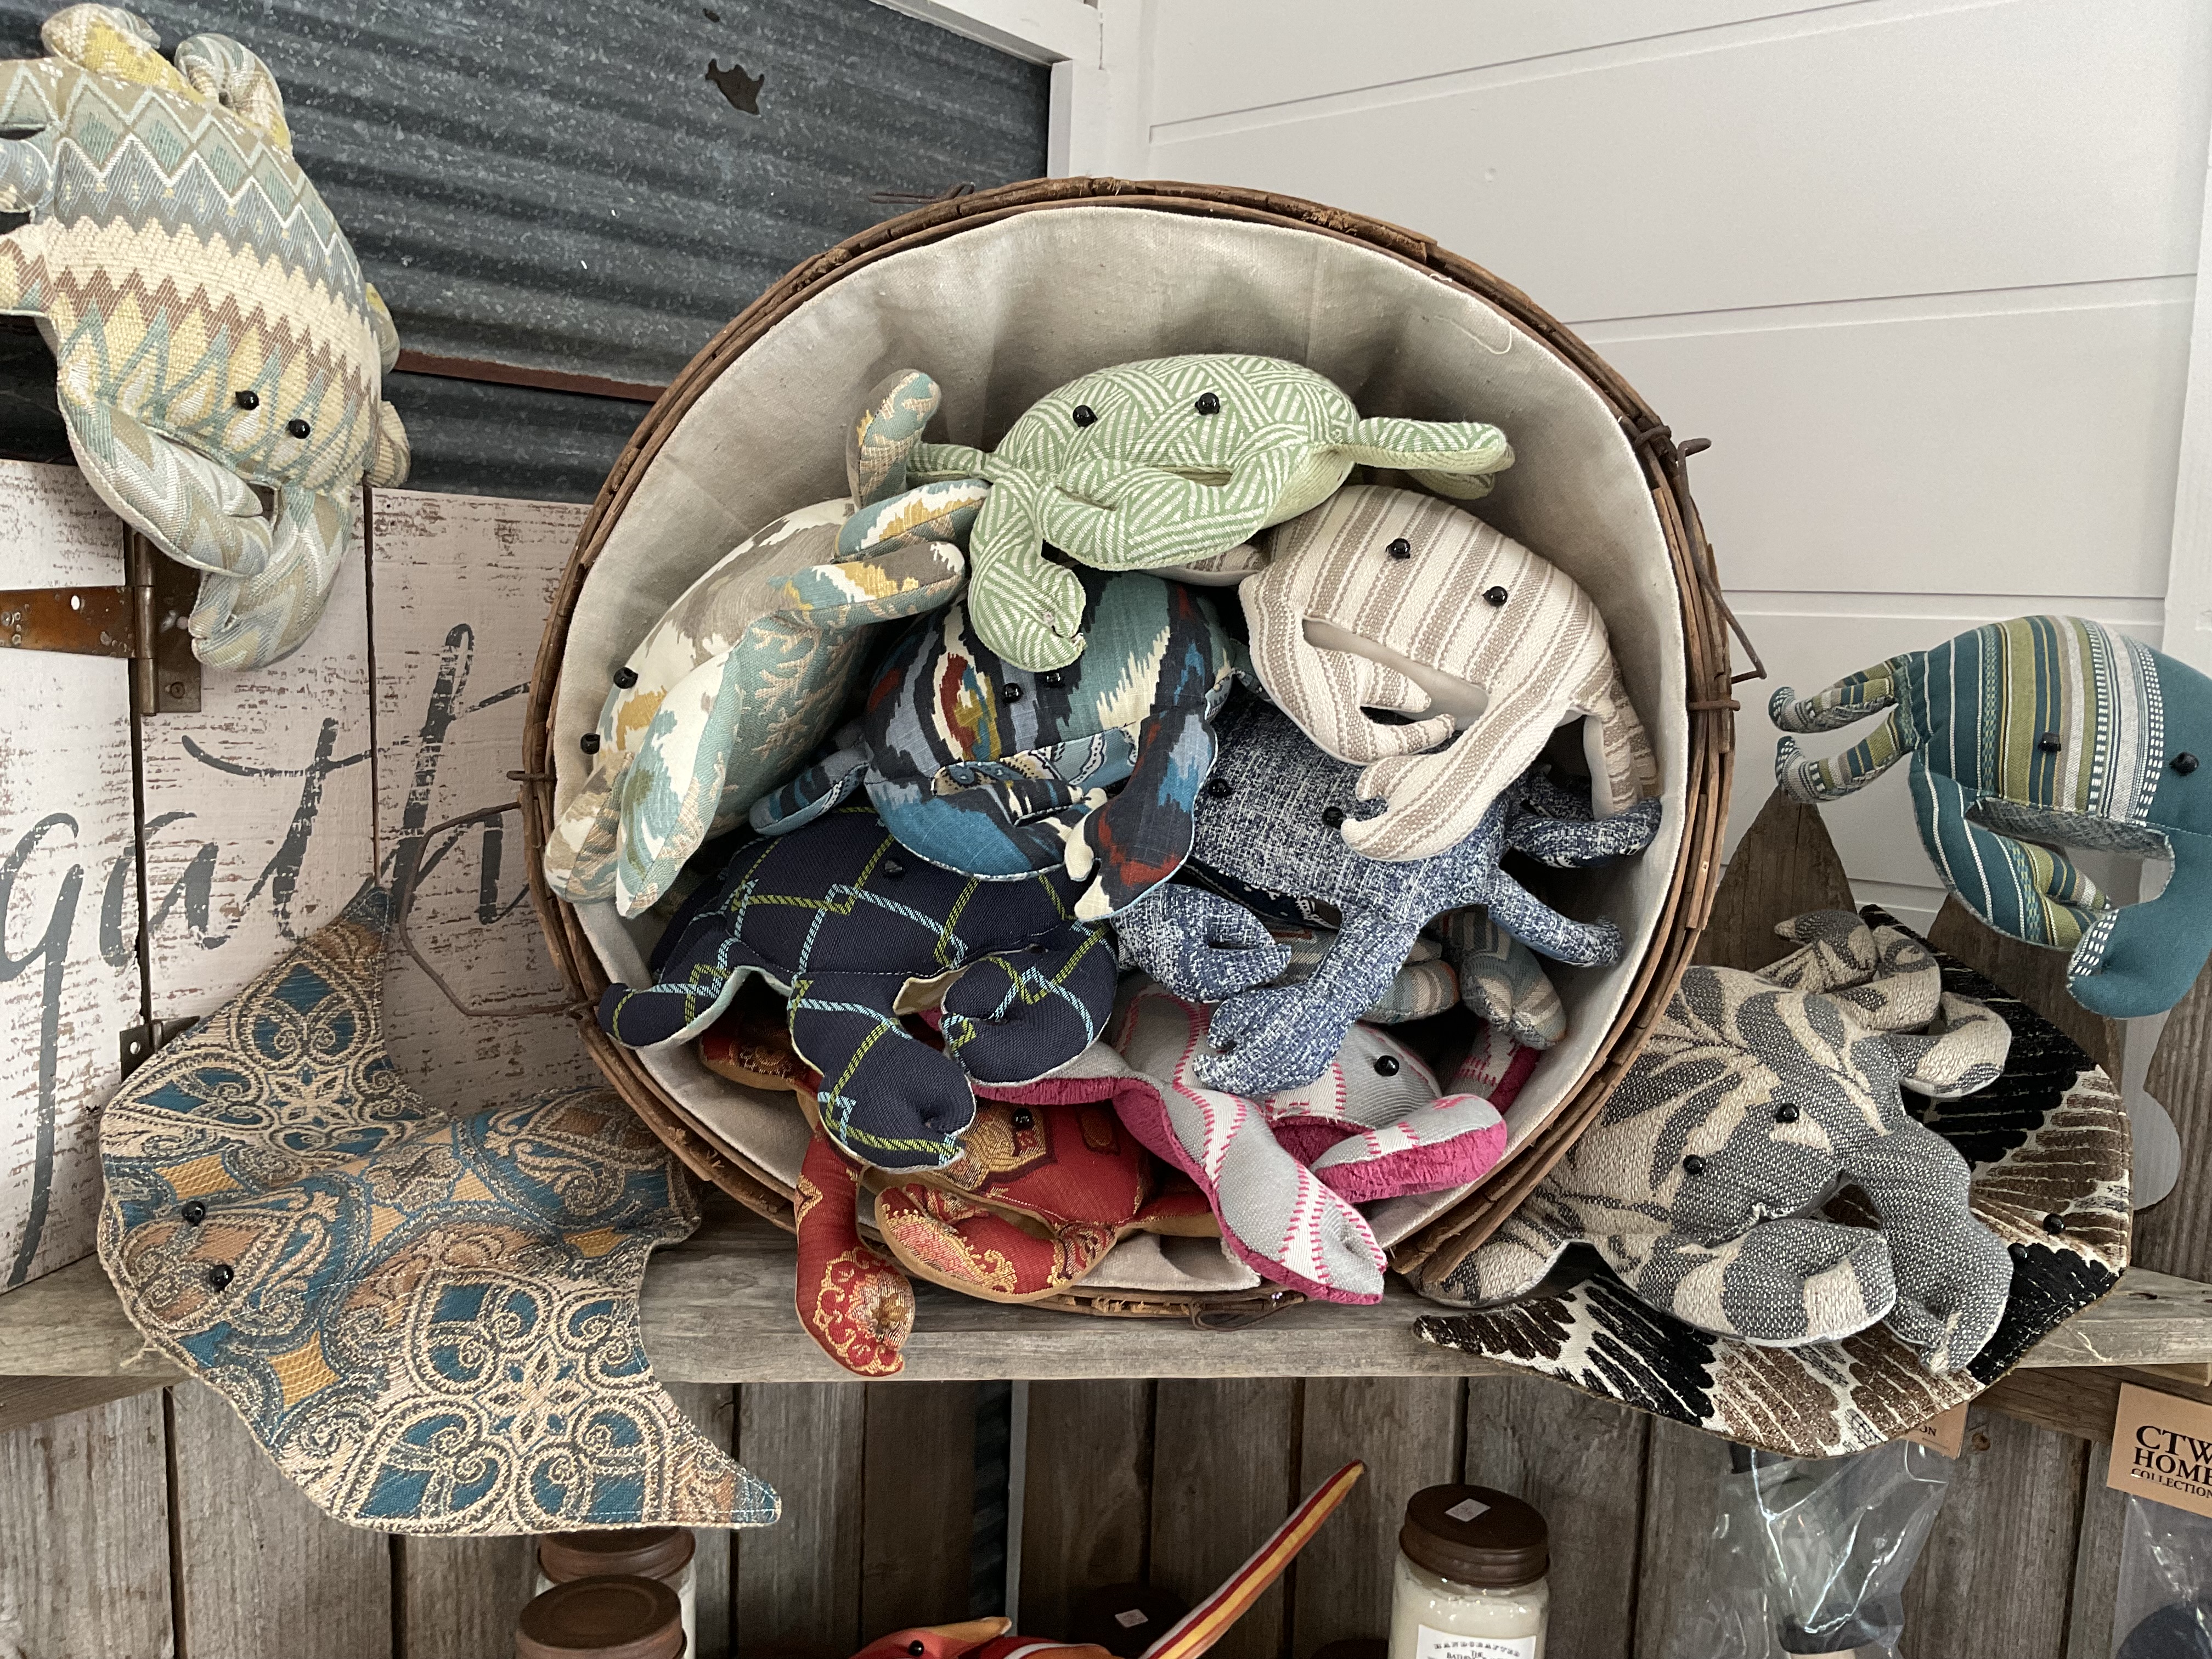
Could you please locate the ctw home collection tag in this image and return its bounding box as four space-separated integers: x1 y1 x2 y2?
2109 1383 2212 1515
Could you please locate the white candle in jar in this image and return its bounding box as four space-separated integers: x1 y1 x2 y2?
1387 1485 1550 1659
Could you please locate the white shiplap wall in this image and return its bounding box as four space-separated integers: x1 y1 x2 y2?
1141 0 2210 935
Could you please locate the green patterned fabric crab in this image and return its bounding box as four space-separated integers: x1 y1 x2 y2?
909 353 1513 670
0 5 409 669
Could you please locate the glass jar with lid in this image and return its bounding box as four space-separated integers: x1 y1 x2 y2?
535 1529 696 1657
1388 1484 1549 1659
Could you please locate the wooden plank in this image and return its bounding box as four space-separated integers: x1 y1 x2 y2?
0 460 143 1292
1696 787 1854 973
1929 896 2123 1079
1294 1378 1462 1651
397 1534 533 1659
1018 1381 1153 1637
1150 1380 1297 1659
735 1383 866 1655
1633 1414 1730 1659
860 1382 977 1636
2066 1442 2129 1659
2137 954 2212 1280
0 1373 161 1436
1901 1408 2086 1658
1463 1374 1647 1659
170 1380 394 1659
667 1383 738 1659
367 489 595 1114
0 1388 173 1659
139 493 374 1023
12 1218 2211 1383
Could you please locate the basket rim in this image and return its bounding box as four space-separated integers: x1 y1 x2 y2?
517 175 1739 1289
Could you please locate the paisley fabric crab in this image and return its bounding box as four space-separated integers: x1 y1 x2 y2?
906 353 1512 669
0 5 410 668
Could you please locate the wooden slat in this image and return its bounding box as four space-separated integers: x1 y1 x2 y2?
859 1382 977 1636
1293 1378 1462 1651
1463 1374 1647 1659
366 490 595 1113
1149 1380 1297 1659
2136 955 2212 1280
170 1381 394 1659
398 1534 534 1659
735 1383 866 1655
1928 896 2123 1079
667 1383 738 1659
1018 1381 1153 1635
1697 787 1855 972
2065 1442 2129 1659
0 1389 173 1658
1633 1415 1730 1657
1901 1408 2086 1657
0 1373 161 1435
0 461 144 1292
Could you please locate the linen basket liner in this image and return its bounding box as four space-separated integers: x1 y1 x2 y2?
520 177 1738 1306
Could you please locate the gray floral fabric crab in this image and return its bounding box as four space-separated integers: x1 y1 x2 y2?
1434 913 2017 1375
1113 692 1658 1094
907 353 1513 670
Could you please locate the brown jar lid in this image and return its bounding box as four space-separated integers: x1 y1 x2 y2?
537 1528 695 1584
516 1576 684 1659
1399 1485 1548 1589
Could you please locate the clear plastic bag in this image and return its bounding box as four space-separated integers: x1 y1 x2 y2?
2112 1496 2212 1657
1671 1437 1953 1658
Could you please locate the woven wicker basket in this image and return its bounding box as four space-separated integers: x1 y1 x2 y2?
521 177 1741 1311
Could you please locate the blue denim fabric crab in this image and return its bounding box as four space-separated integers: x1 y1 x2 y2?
1114 692 1660 1093
751 569 1239 922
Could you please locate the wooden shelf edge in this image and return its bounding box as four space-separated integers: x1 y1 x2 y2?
2 1218 2205 1391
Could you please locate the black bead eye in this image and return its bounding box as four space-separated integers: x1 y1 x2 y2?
2038 731 2062 753
180 1200 208 1225
1205 776 1234 799
881 858 905 878
285 417 311 439
1212 1037 1236 1055
1386 538 1412 561
2009 1242 2029 1261
1774 1103 1799 1124
1194 391 1220 415
2042 1212 2067 1234
1011 1108 1034 1131
233 389 259 410
2176 752 2200 776
1071 404 1097 428
613 667 638 689
1322 805 1345 827
1681 1154 1706 1176
909 1644 927 1656
205 1263 234 1290
1001 682 1023 703
579 732 600 754
1373 1054 1400 1077
1040 671 1064 688
1484 586 1509 607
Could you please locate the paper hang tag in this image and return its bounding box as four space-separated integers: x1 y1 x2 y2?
1900 1403 1967 1459
1114 1610 1149 1629
2109 1383 2212 1516
1445 1496 1491 1523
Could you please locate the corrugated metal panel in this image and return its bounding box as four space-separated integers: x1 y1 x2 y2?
0 0 1047 494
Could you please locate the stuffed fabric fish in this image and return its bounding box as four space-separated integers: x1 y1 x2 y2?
1435 913 2016 1374
599 806 1116 1172
753 569 1239 921
906 353 1511 669
0 5 409 668
1772 615 2212 1018
1243 484 1658 861
544 369 981 916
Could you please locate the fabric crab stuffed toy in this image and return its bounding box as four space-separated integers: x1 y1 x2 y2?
599 805 1115 1171
905 353 1513 669
1773 614 2212 1019
752 569 1238 921
1114 692 1658 1095
1111 988 1520 1304
1436 912 2016 1374
1243 484 1659 861
544 369 984 915
0 5 410 669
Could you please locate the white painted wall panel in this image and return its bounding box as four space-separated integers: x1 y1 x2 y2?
1153 0 2212 321
1580 281 2192 599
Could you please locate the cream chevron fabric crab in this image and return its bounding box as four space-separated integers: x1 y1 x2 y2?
0 5 408 668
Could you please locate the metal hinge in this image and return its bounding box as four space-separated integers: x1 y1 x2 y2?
0 531 200 712
119 1015 198 1080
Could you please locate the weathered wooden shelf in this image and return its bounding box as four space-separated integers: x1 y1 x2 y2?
5 1211 2212 1386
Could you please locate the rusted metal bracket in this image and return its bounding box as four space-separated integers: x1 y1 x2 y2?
0 532 201 712
119 1015 198 1081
